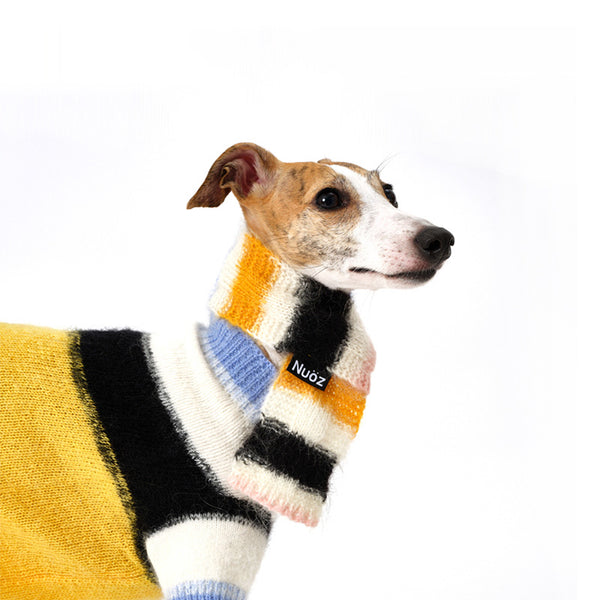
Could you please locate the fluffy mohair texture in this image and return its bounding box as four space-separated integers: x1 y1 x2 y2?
0 232 375 600
211 233 376 526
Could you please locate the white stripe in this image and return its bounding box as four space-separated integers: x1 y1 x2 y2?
231 460 323 527
146 325 253 496
253 262 301 346
261 386 355 458
208 234 247 317
334 305 376 393
208 231 303 349
146 517 268 595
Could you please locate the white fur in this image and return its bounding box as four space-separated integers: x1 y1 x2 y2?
304 164 434 290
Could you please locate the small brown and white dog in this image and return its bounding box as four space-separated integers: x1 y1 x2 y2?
0 143 454 600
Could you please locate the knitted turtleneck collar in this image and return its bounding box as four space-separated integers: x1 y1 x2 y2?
208 232 375 526
209 232 374 390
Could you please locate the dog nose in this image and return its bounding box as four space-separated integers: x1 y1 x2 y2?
414 227 455 264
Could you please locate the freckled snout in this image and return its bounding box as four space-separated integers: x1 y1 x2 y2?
414 226 455 266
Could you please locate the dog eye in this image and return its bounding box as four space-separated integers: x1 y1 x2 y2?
315 188 343 210
383 184 398 208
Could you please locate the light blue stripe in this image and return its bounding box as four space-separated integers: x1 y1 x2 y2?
200 318 276 419
168 580 246 600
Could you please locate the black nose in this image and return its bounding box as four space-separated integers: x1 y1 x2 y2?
414 227 455 264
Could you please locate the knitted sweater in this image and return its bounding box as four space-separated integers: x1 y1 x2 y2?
0 233 375 600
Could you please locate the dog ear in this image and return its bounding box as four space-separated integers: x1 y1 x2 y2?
187 143 278 209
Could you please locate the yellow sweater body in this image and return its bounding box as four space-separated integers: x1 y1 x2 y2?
0 323 159 600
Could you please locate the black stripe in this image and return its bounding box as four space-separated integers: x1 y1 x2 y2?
236 417 335 498
276 277 351 371
77 329 272 536
68 332 156 582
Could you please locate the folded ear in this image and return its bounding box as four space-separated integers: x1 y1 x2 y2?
187 143 278 209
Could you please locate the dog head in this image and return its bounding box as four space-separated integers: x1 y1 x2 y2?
188 143 454 291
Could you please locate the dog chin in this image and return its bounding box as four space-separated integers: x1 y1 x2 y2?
360 269 437 290
387 273 436 288
307 266 438 291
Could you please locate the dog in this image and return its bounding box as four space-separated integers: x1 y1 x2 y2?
0 143 453 600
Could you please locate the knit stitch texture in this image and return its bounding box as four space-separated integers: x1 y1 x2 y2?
208 234 375 525
0 232 375 599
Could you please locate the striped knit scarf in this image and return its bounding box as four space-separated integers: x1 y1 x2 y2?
208 233 376 526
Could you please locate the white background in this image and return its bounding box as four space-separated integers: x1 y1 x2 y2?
1 2 593 599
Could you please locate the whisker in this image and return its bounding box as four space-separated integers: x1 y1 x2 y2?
304 265 332 281
263 234 290 245
375 152 401 174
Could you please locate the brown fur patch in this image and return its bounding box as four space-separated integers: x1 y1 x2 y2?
241 160 363 269
191 144 386 272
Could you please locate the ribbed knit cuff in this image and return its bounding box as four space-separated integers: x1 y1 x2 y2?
200 318 276 420
166 580 246 600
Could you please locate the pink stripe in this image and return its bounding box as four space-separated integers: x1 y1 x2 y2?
230 472 319 527
357 344 377 393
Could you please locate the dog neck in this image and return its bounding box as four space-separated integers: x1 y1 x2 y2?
209 231 374 389
207 231 376 525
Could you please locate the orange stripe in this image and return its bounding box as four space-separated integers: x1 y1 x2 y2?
219 235 280 335
276 368 366 434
